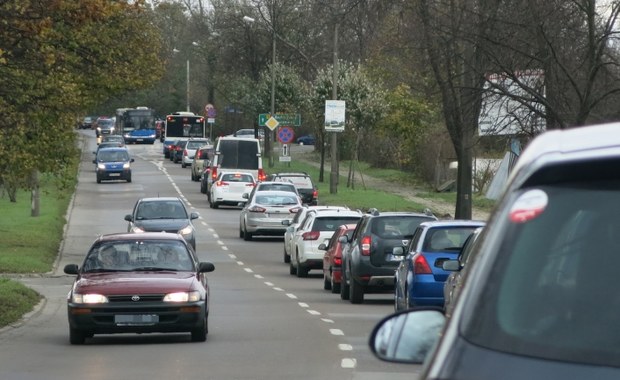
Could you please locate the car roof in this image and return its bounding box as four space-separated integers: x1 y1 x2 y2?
417 220 486 228
310 209 362 217
252 190 301 197
95 232 186 243
97 147 128 152
137 197 183 203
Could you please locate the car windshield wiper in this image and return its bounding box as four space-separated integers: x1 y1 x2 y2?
132 267 174 271
84 268 122 273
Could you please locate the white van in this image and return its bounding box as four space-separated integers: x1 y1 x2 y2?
209 136 265 191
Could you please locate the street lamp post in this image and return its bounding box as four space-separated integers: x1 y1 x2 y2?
173 42 199 113
243 16 275 167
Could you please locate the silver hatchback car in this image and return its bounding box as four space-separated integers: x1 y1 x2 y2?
369 123 620 379
239 190 302 241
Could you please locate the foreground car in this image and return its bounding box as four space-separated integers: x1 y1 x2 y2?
369 123 620 379
125 197 199 250
63 232 215 344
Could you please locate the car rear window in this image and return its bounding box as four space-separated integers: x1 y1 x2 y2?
371 216 432 239
312 217 361 231
276 176 313 188
465 180 620 367
222 173 254 182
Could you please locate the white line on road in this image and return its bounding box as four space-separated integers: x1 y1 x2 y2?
341 359 356 369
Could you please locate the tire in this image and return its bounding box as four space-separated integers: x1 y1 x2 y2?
331 274 340 294
243 225 253 241
96 177 101 184
239 227 244 238
209 198 214 209
181 162 187 168
126 175 132 183
289 261 297 275
349 277 364 304
213 202 219 209
283 247 290 263
295 254 308 278
191 316 207 342
323 271 331 290
69 328 86 345
340 272 350 300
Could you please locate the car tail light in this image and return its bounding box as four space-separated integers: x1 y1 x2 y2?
413 255 432 274
183 149 188 157
289 206 302 213
258 168 266 182
246 182 256 187
211 167 217 180
248 206 266 213
361 236 371 256
313 189 318 198
333 257 342 266
196 150 203 159
216 181 229 187
302 231 320 241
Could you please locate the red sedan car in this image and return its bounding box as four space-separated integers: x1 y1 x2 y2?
63 232 215 344
321 224 357 294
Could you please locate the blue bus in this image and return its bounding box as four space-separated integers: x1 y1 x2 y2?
115 107 157 144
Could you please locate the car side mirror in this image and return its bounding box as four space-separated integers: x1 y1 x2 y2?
64 264 79 275
338 235 348 244
190 212 200 220
124 214 133 222
392 246 404 256
318 243 328 251
198 262 215 273
369 308 445 364
92 159 97 164
130 158 135 163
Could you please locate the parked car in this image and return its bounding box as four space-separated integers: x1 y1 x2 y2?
92 147 133 183
283 205 350 264
369 123 620 379
289 209 362 278
267 172 318 205
209 172 256 209
181 138 210 168
442 226 484 316
393 220 486 311
340 210 437 304
200 166 211 194
63 232 215 344
163 139 177 158
124 197 199 250
239 190 302 241
241 181 301 205
296 134 316 145
321 223 357 293
172 139 189 163
191 145 214 181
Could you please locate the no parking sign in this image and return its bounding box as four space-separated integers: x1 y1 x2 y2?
277 126 295 144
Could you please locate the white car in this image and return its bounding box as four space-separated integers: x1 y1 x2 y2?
209 172 256 209
289 209 362 278
239 190 303 241
283 205 351 264
181 138 210 168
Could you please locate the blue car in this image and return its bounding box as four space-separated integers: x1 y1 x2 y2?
123 128 157 144
393 220 485 310
93 147 134 183
296 134 315 145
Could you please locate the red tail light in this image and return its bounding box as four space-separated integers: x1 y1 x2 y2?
361 236 371 256
302 231 320 241
413 255 432 274
183 149 188 157
216 181 229 187
289 207 302 213
313 189 318 198
211 167 217 180
246 183 256 187
333 257 342 266
196 150 202 159
248 206 266 213
258 168 266 182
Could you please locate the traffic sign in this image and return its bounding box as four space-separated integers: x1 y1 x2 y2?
265 116 279 131
277 126 294 144
205 104 216 118
259 113 301 126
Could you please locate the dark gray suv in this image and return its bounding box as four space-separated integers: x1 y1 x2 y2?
340 210 437 304
369 123 620 379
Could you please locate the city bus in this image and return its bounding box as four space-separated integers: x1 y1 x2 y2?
115 107 157 144
163 112 206 141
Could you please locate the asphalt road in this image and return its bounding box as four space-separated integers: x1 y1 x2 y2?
0 131 420 380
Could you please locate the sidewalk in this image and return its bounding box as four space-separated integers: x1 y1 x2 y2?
292 149 491 221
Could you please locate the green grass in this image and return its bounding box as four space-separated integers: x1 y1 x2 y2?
0 176 74 273
0 173 76 329
0 278 41 327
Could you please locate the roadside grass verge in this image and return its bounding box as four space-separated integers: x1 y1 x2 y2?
0 172 76 329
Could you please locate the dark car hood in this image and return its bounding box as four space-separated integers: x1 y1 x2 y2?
133 219 190 231
74 272 198 294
